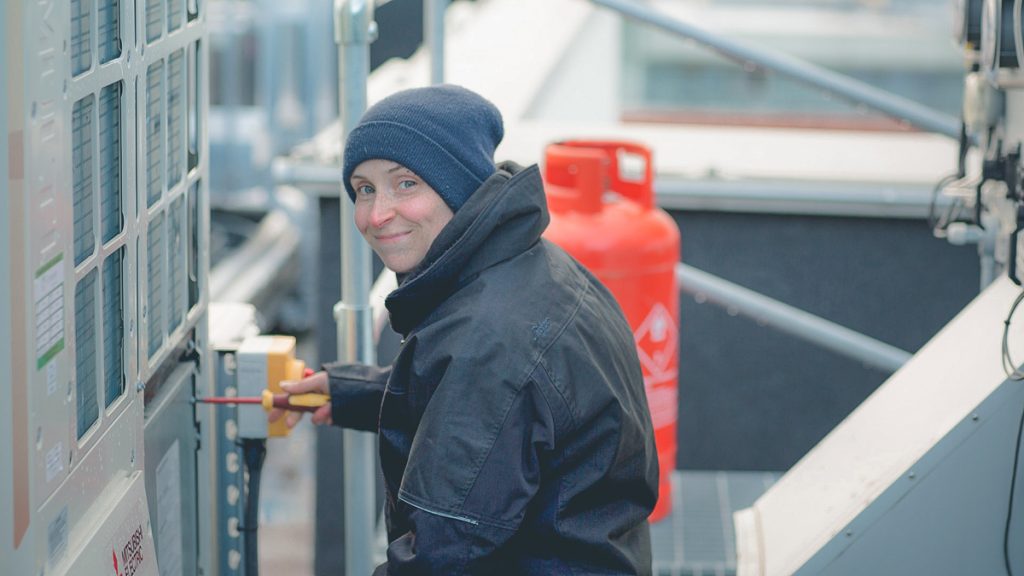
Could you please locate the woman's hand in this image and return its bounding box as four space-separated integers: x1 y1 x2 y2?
267 370 333 427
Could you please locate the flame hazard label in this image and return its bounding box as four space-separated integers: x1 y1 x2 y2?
633 303 678 429
633 302 678 383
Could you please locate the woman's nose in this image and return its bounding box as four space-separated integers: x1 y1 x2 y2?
369 193 395 227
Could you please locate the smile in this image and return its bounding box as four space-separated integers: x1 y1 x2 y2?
375 231 411 244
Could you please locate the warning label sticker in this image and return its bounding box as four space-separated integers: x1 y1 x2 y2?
633 303 678 430
34 253 65 369
633 302 678 382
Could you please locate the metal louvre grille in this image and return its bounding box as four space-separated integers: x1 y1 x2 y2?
147 0 164 43
71 0 92 76
167 50 185 189
102 249 125 406
73 95 96 267
148 213 165 358
169 197 186 331
62 0 205 378
188 41 200 172
146 60 164 208
188 181 199 309
168 0 183 33
99 83 122 244
75 269 99 439
97 0 120 64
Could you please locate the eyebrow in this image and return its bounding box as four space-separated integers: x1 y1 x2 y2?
350 164 409 182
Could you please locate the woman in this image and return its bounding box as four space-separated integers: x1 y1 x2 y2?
274 84 658 575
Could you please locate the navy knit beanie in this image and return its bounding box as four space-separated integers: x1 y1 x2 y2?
343 84 504 211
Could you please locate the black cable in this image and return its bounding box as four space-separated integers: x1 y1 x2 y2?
1003 290 1024 381
1005 401 1024 576
1003 289 1024 576
240 438 268 576
958 120 969 179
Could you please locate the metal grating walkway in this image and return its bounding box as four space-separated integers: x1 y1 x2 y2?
652 470 780 576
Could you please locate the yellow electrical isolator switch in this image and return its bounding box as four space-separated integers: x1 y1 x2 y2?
263 336 307 438
236 335 309 438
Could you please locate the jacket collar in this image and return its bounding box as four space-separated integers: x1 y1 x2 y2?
385 162 549 335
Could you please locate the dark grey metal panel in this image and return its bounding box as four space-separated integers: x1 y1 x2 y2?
315 197 347 575
803 385 1024 575
143 363 200 576
672 211 979 471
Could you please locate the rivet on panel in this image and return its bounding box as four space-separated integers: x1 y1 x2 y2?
226 451 239 474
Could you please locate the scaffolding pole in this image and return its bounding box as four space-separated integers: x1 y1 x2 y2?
334 1 377 574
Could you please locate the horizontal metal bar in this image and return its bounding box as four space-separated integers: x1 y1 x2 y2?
677 263 912 373
275 157 947 219
656 178 949 219
590 0 963 140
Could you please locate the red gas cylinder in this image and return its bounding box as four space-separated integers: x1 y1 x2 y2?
542 140 680 523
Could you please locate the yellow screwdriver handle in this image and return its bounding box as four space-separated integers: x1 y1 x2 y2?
261 389 331 412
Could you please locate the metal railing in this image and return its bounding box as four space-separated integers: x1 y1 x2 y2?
334 2 377 575
425 0 447 84
677 263 912 373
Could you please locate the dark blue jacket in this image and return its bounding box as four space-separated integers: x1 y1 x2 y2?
326 162 658 575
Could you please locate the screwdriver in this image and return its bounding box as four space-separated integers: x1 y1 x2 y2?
195 368 329 413
195 389 330 413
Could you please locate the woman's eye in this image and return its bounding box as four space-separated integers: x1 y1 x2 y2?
398 179 417 190
356 184 375 196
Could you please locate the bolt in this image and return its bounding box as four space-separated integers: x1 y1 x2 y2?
136 381 146 393
908 472 916 480
845 530 853 537
972 413 980 421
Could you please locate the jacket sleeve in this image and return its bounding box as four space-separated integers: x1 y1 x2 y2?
379 375 558 574
322 361 390 432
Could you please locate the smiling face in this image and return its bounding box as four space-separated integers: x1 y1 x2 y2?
351 159 455 274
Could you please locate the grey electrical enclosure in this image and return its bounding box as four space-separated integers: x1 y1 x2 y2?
2 0 212 574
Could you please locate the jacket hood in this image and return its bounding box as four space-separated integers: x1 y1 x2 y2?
385 161 550 334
